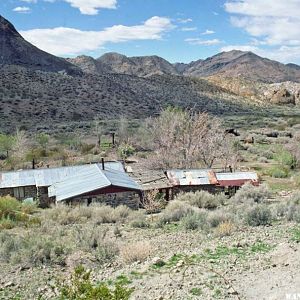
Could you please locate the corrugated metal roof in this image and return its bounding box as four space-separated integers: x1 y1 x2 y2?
216 172 258 181
167 169 215 186
167 169 258 187
0 162 124 189
48 165 141 202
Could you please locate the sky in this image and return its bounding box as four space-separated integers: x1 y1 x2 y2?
1 0 300 64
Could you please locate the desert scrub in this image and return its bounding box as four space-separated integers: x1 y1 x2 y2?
42 204 133 225
176 190 226 209
245 205 273 226
120 241 152 264
58 265 133 300
267 165 290 178
207 209 234 228
233 183 272 204
129 211 149 228
181 211 208 231
0 196 40 229
215 221 235 237
158 200 196 225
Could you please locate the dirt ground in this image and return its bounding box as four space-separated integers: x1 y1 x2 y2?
0 221 299 300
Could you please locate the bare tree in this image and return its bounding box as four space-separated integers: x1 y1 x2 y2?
147 108 235 170
117 116 130 145
93 116 104 149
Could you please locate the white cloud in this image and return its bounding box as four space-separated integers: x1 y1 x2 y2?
225 0 300 45
20 16 173 56
186 38 222 46
13 6 31 13
181 27 197 32
201 29 215 35
224 0 300 63
64 0 117 15
177 18 193 24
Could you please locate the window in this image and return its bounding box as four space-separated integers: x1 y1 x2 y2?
13 187 25 199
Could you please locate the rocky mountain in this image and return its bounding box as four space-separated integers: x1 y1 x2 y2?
182 50 300 83
1 14 300 132
0 15 80 75
69 50 300 83
68 53 178 77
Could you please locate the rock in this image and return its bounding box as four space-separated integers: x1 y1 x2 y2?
270 88 296 105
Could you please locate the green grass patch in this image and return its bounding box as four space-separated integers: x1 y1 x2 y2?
291 227 300 243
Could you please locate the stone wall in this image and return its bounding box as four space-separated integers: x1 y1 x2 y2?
67 191 141 209
0 186 37 200
172 185 224 198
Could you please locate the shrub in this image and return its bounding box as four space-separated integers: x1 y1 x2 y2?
0 196 40 229
129 211 149 228
120 241 152 264
58 265 133 300
245 205 273 226
159 200 196 224
258 157 268 163
176 191 225 210
181 211 208 230
274 149 296 169
267 166 289 178
262 150 274 159
215 221 235 237
233 183 271 204
207 210 233 228
0 196 21 220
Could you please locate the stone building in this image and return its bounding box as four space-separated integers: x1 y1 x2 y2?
0 161 139 207
166 169 259 197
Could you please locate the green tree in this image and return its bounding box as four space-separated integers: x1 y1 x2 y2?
0 134 15 158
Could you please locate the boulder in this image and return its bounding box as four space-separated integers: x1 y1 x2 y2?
270 88 295 105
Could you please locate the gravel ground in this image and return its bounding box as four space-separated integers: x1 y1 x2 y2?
0 222 299 300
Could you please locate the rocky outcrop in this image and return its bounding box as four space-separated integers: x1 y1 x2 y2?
270 89 295 105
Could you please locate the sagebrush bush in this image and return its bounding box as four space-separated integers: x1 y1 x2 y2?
181 211 208 230
43 204 133 225
207 210 234 228
176 191 225 210
233 183 271 204
267 166 289 178
215 221 235 237
158 200 196 224
245 205 273 226
129 211 149 228
0 196 40 229
120 241 152 264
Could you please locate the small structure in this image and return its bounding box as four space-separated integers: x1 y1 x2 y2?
128 168 172 201
48 164 142 208
166 169 259 196
0 161 126 207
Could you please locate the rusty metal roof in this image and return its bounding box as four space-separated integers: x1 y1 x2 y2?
0 162 124 188
166 169 258 187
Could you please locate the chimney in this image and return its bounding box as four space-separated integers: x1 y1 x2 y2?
101 157 105 170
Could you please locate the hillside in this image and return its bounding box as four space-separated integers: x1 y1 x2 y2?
68 53 178 77
68 50 300 83
182 51 300 83
1 15 300 133
0 65 254 132
0 15 80 75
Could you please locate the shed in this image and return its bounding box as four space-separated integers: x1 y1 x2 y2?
0 161 125 206
48 164 142 208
